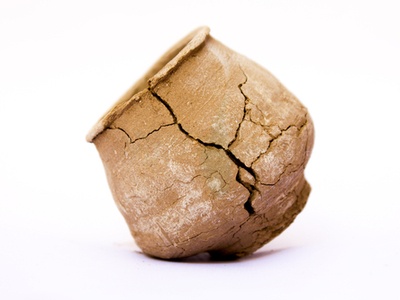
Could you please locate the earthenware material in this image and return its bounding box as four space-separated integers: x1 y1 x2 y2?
87 27 314 259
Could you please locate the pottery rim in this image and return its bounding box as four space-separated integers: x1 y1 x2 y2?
86 26 210 142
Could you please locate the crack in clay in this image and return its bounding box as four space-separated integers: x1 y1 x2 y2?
110 123 175 144
227 67 248 149
250 115 309 169
256 118 309 187
246 99 308 139
198 148 209 167
227 68 258 215
158 174 206 213
241 182 307 253
259 163 295 187
149 84 307 218
150 88 257 215
166 174 205 192
113 85 307 243
259 132 310 188
217 214 253 251
245 102 280 138
229 181 306 255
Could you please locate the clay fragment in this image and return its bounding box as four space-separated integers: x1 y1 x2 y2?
87 27 314 259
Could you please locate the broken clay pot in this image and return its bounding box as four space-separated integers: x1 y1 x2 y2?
87 27 314 259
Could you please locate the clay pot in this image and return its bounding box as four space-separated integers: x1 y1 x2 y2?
87 27 314 259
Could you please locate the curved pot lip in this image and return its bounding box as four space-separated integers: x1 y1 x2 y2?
86 26 210 143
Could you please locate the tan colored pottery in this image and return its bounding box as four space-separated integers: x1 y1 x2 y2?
87 27 314 259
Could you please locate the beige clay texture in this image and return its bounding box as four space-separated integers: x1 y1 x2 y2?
87 27 314 259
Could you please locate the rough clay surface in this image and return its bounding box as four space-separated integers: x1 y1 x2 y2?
89 27 314 259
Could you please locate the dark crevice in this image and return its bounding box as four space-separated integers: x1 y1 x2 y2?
150 89 178 123
229 68 257 215
132 123 175 143
150 87 257 215
111 123 175 144
227 68 248 148
113 126 132 143
235 168 257 215
225 150 256 179
250 116 309 169
244 199 255 215
256 117 309 187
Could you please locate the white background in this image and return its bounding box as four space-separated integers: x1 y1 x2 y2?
1 0 399 299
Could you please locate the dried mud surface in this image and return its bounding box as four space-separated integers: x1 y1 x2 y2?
90 28 314 259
